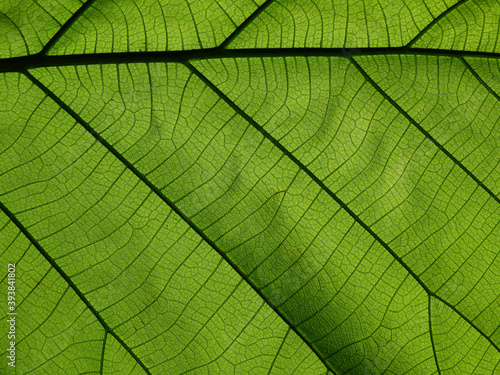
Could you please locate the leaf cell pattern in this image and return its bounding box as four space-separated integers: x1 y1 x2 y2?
1 0 499 374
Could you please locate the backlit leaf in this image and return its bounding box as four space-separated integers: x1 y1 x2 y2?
1 0 499 374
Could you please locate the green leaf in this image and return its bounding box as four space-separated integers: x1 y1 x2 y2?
1 0 500 374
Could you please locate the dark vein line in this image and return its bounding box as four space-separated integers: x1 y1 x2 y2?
108 234 198 333
0 198 151 375
428 296 442 375
1 47 500 73
319 261 407 359
41 0 97 55
176 296 264 375
349 57 500 209
21 70 336 373
267 327 290 375
461 57 500 101
405 0 470 48
1 12 29 55
85 193 170 314
185 0 203 48
185 62 500 355
218 0 276 49
140 259 228 357
1 3 494 371
100 331 107 375
493 355 500 373
166 277 246 365
284 220 359 326
14 278 68 349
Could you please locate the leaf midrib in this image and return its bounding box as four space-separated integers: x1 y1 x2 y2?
0 47 499 73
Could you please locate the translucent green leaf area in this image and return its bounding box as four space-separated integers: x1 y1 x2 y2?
1 0 499 374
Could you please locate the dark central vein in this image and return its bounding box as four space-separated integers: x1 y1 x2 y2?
0 47 499 73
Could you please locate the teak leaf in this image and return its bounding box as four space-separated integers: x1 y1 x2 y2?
1 0 499 374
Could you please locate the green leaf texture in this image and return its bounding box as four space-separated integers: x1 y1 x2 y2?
1 0 500 374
